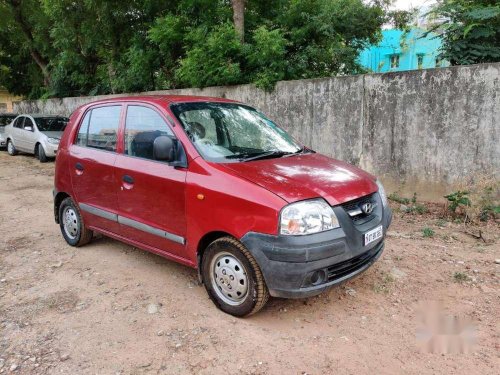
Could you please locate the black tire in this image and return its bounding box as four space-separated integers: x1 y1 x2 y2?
37 144 48 163
58 197 93 247
201 237 269 317
7 140 17 156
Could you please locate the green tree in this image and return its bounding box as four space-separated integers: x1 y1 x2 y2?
0 0 388 98
430 0 500 65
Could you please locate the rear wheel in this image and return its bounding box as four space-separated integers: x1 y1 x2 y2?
202 237 269 317
36 144 48 163
58 197 93 247
7 140 17 156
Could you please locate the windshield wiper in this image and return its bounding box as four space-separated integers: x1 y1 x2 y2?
241 150 292 162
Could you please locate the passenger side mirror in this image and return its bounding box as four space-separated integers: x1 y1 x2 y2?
153 136 174 162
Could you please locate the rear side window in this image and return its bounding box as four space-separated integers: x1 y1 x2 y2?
124 106 173 161
76 106 121 152
76 111 91 146
14 117 25 128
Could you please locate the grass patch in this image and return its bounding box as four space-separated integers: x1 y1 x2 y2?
422 227 435 238
453 272 470 283
435 219 448 227
373 272 395 294
388 192 410 205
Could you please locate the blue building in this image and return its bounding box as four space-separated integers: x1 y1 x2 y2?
359 28 449 73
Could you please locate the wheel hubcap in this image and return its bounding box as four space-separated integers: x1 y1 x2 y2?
210 252 248 306
63 207 79 240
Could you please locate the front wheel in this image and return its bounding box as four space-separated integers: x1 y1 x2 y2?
58 197 93 247
202 237 269 317
37 144 48 163
7 140 17 156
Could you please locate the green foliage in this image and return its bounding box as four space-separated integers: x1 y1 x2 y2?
422 227 435 238
477 185 500 221
247 26 287 90
389 192 428 214
387 9 417 31
430 0 500 65
0 0 388 98
388 192 410 205
444 190 471 212
176 23 244 87
453 271 470 283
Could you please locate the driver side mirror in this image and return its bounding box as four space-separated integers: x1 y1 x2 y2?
153 136 174 162
24 126 33 132
153 135 188 168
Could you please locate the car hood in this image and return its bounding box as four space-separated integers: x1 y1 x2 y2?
41 131 63 139
220 153 378 206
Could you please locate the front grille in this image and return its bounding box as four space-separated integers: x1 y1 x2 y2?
326 244 382 281
340 193 377 224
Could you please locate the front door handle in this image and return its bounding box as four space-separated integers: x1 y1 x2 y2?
122 175 134 184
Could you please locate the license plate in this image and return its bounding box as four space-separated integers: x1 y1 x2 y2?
364 225 383 246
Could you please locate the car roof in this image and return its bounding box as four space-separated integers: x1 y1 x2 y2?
80 94 241 107
27 114 68 118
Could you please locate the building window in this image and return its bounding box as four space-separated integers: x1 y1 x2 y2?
390 54 400 69
417 54 424 69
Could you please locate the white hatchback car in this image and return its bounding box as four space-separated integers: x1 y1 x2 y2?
5 114 68 162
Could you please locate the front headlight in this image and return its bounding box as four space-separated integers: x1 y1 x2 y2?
47 137 60 145
280 199 340 235
376 179 388 207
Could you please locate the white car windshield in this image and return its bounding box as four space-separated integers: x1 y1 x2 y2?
171 102 302 162
35 117 69 132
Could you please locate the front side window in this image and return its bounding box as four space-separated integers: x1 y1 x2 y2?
23 118 34 130
78 106 121 152
34 117 68 132
124 106 173 161
171 102 301 163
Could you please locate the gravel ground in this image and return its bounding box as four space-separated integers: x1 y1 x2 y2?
0 152 498 374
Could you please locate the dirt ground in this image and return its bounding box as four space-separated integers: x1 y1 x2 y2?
0 152 498 375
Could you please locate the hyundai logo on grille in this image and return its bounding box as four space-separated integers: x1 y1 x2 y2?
360 202 375 215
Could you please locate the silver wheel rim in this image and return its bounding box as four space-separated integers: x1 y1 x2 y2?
209 252 249 306
8 142 13 154
63 206 79 240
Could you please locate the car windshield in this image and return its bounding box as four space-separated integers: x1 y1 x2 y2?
171 102 301 162
0 115 16 127
34 117 69 132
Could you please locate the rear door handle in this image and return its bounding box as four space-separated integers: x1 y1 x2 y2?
75 162 84 173
122 175 134 184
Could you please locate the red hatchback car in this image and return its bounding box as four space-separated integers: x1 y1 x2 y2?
54 95 392 316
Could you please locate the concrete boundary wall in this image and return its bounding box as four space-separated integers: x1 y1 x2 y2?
14 63 500 200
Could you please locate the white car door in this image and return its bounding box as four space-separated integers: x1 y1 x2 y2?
10 117 26 151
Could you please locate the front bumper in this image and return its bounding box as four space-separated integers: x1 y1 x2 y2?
241 198 392 299
0 134 6 148
44 143 59 157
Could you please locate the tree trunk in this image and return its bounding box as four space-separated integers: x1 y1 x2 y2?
231 0 246 42
7 0 51 86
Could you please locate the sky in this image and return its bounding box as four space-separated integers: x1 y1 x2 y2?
391 0 437 11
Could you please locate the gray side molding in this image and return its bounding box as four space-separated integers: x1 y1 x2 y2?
79 203 185 245
80 203 118 222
